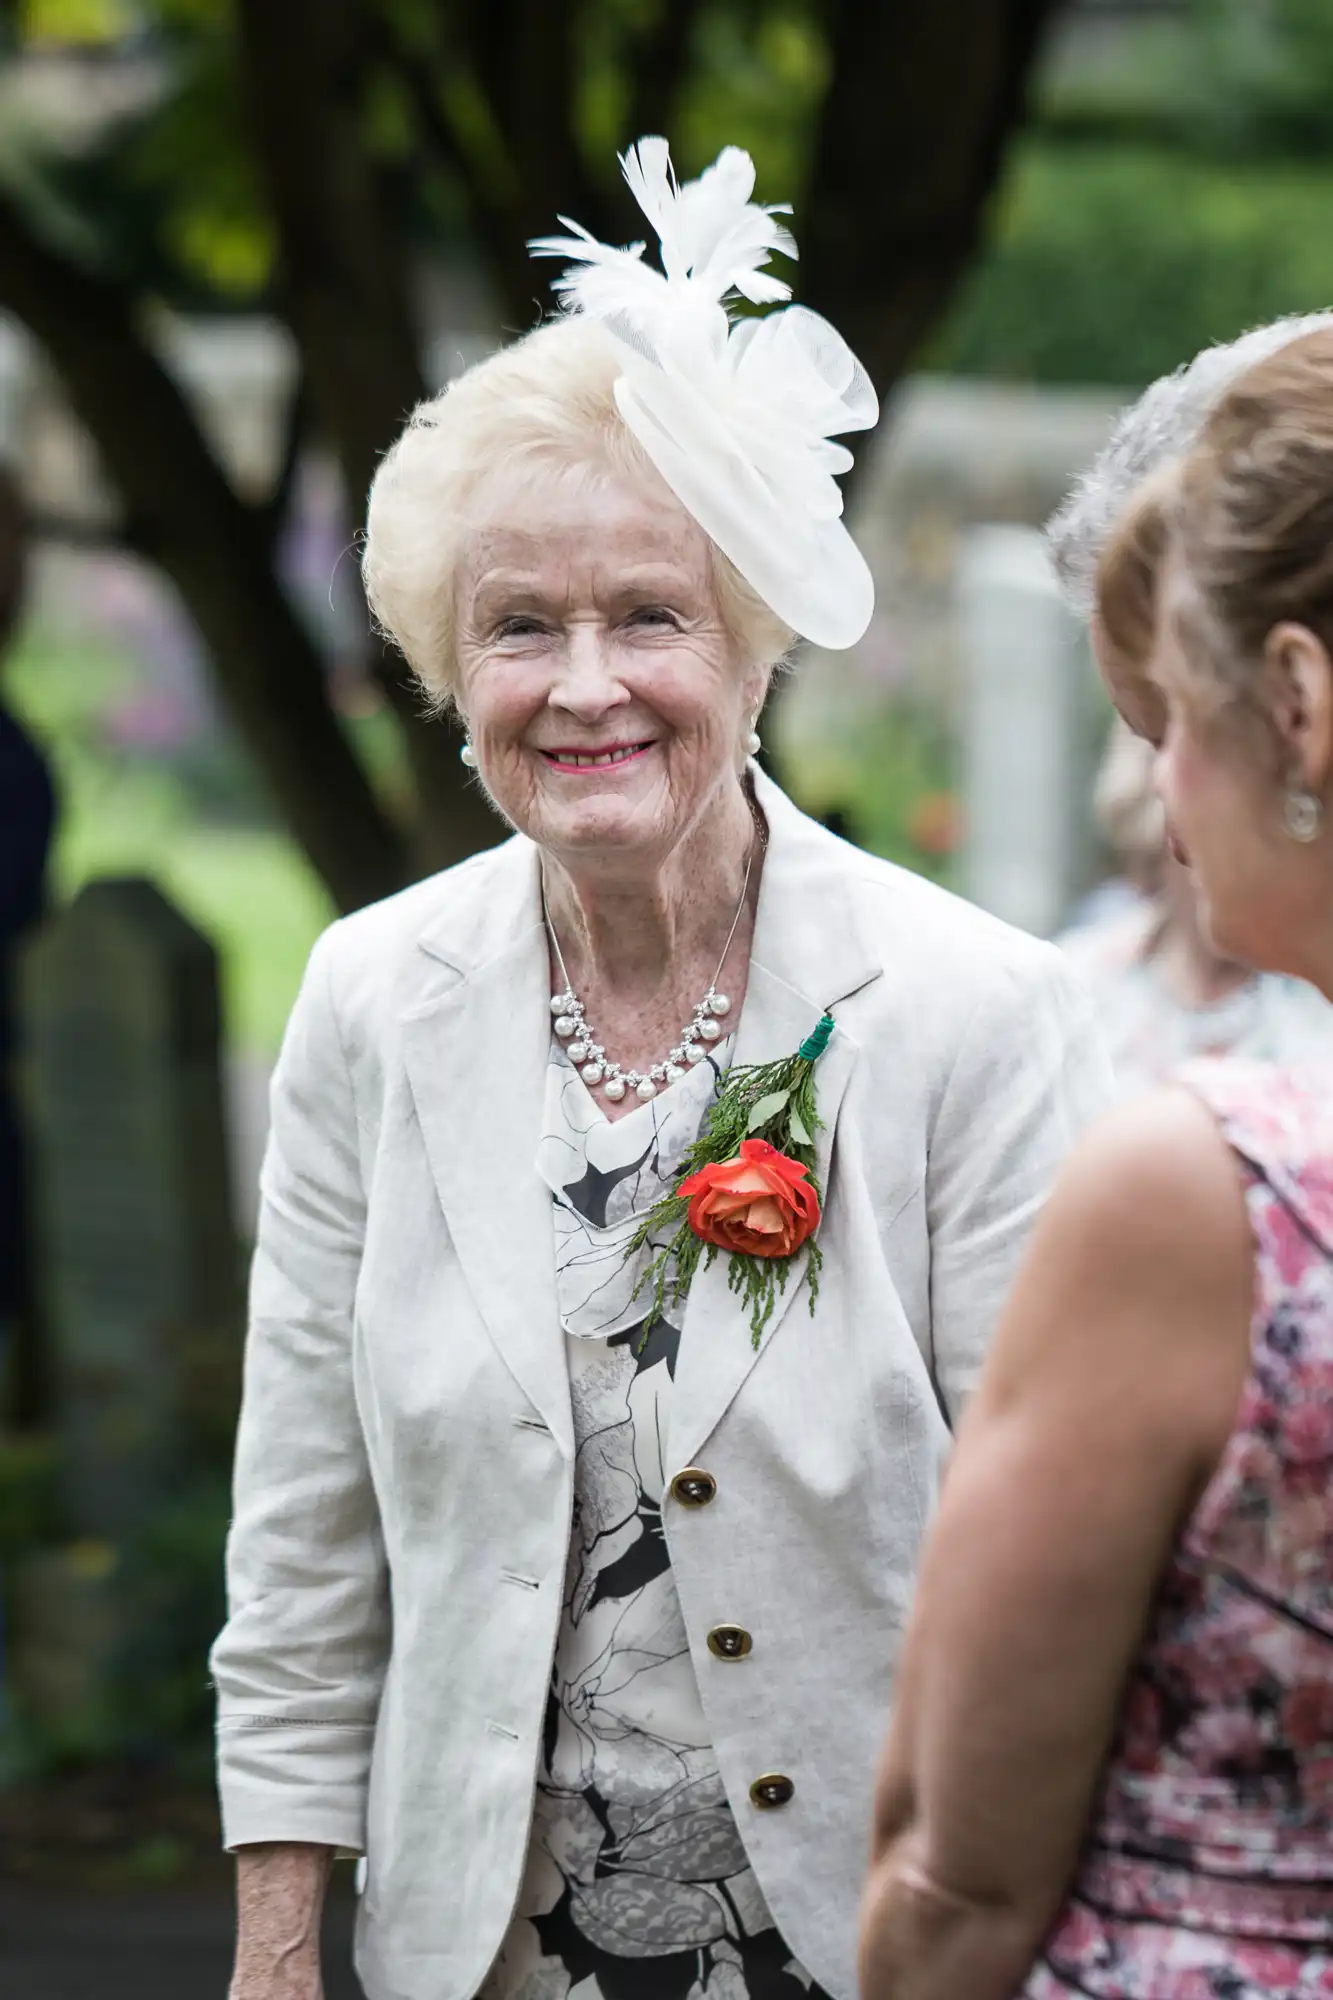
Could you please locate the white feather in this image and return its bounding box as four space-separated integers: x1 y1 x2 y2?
524 135 878 648
619 137 681 272
529 138 795 323
528 218 663 319
733 270 794 307
553 136 798 314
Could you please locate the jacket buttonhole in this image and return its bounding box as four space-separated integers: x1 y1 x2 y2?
487 1720 521 1742
500 1569 541 1591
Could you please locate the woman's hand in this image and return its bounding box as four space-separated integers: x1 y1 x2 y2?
859 1087 1255 2000
230 1843 334 2000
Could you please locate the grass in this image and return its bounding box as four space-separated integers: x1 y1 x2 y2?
9 632 333 1055
147 829 331 1056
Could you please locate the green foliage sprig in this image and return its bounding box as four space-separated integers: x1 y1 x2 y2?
628 1013 835 1350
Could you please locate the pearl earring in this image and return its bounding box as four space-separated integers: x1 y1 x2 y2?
745 727 762 758
1285 788 1322 842
460 741 478 769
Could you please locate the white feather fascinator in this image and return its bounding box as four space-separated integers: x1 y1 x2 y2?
529 137 878 650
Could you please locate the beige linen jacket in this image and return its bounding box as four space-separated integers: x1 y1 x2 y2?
212 772 1112 2000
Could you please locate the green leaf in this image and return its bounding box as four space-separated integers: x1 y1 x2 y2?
788 1106 811 1147
747 1089 791 1133
22 0 135 39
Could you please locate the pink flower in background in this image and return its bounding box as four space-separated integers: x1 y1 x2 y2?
908 791 962 857
48 547 201 679
846 611 909 693
104 688 199 753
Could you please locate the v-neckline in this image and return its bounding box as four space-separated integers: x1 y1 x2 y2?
561 1036 736 1130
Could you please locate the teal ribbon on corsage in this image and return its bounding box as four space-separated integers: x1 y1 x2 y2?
628 1012 837 1349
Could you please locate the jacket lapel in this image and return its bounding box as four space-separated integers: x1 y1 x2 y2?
398 776 882 1473
400 841 575 1459
667 774 882 1472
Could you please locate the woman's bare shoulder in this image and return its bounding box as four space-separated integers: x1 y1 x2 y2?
1047 1084 1249 1280
981 1086 1255 1460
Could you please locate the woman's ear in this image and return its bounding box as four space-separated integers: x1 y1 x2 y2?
1263 621 1333 793
744 663 775 717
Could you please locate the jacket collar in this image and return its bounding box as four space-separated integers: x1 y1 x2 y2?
402 773 882 1463
414 770 879 1000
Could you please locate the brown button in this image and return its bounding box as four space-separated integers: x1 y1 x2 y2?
707 1624 753 1661
670 1467 717 1507
749 1772 794 1810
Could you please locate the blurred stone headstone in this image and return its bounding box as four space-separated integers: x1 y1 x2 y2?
957 525 1100 937
9 1540 121 1732
20 879 241 1542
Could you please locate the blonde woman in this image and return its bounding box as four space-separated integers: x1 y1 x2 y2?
862 329 1333 1999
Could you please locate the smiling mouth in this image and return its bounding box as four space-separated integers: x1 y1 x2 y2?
540 742 654 771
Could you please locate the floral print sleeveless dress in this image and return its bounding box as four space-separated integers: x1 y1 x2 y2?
1025 1060 1333 1999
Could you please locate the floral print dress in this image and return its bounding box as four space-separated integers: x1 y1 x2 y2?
480 1039 827 2000
1025 1060 1333 2000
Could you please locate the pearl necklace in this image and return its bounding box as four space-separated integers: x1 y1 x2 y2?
543 841 756 1104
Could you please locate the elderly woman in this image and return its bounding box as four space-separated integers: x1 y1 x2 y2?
860 324 1333 1999
214 139 1108 2000
1061 716 1333 1092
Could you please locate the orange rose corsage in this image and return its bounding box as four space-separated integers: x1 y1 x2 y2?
677 1140 821 1261
628 1014 835 1349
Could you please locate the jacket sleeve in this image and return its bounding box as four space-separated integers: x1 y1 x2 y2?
210 923 388 1853
926 942 1114 1423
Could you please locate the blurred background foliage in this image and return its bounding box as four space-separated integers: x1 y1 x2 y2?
942 0 1333 382
5 0 836 310
5 0 1333 1819
4 0 1333 1055
11 0 1333 374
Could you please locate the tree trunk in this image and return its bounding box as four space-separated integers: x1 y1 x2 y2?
0 0 1061 906
803 0 1063 410
234 0 503 872
0 195 410 914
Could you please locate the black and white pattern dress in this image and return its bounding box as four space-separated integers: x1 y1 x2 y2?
480 1039 826 2000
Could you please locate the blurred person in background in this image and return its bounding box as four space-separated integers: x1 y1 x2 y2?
861 328 1333 2000
1053 721 1158 939
212 140 1109 2000
0 467 54 1391
0 468 52 1714
1061 715 1333 1092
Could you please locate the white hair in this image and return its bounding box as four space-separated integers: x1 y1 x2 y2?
1046 310 1333 615
362 315 795 707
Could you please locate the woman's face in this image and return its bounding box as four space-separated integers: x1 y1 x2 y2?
1149 550 1319 974
454 459 766 868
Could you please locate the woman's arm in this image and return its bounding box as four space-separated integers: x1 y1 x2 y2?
211 925 389 1993
231 1844 333 2000
859 1088 1254 2000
